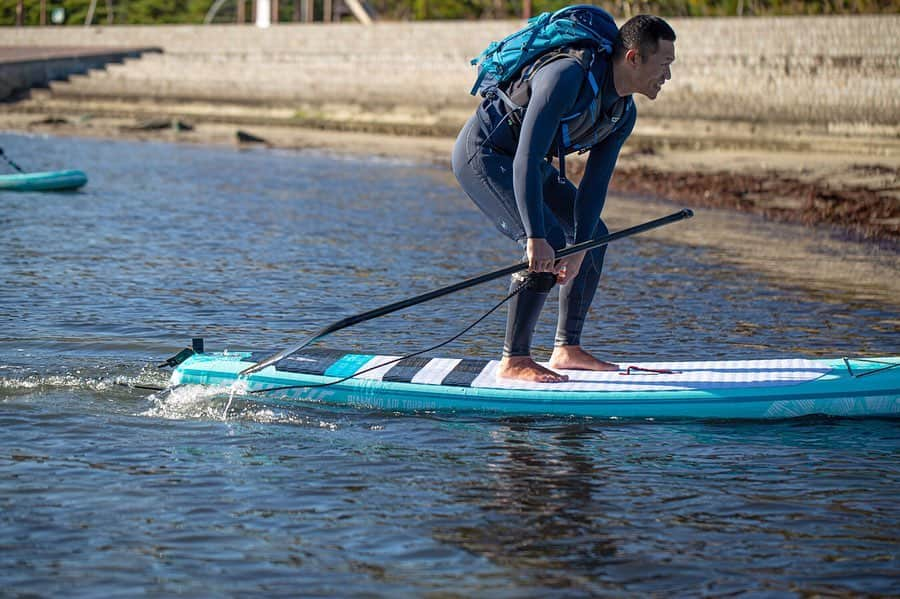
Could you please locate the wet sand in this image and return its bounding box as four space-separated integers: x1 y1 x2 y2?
1 111 898 308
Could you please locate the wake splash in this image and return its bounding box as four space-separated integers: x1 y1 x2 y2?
141 381 339 429
0 362 166 395
0 365 339 429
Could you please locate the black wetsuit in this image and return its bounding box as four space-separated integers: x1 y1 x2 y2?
452 51 636 357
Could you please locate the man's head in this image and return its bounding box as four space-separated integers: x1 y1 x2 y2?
613 15 676 100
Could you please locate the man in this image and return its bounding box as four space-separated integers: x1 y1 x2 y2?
452 11 676 382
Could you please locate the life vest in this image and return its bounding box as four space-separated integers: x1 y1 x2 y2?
482 46 634 182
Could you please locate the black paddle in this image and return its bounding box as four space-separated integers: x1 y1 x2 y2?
0 147 25 173
240 208 694 376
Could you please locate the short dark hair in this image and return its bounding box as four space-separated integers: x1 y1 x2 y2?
615 15 676 61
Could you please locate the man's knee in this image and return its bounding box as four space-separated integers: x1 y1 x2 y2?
583 246 607 273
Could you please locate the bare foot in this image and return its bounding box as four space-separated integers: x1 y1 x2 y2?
548 345 619 371
497 356 569 383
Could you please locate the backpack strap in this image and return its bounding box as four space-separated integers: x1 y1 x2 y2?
555 67 600 184
558 66 600 146
488 85 526 116
502 46 595 130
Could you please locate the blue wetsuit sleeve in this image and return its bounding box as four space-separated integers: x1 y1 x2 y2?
511 59 584 239
573 105 636 243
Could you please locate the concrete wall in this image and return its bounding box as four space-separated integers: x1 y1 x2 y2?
2 17 898 129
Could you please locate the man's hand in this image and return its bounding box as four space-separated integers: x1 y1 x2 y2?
526 238 559 274
555 251 585 285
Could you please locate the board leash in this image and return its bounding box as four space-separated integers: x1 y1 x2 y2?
119 275 536 396
247 275 539 394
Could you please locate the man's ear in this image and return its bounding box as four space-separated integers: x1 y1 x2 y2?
625 48 640 68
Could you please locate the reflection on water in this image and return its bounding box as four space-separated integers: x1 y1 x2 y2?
432 419 900 595
438 424 618 589
1 133 898 596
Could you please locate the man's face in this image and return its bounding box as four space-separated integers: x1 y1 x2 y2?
633 39 675 100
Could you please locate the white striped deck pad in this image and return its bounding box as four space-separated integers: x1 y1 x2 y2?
254 350 834 392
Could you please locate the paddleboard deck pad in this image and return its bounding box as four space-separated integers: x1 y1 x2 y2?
167 346 900 419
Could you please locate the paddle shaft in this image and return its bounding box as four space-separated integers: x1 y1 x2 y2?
0 147 25 173
240 208 693 375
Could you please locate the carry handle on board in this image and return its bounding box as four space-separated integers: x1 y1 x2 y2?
240 209 694 376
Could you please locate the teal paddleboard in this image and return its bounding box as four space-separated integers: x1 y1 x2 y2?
0 169 87 191
169 348 900 419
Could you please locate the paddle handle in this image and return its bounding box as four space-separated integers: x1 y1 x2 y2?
240 208 693 375
557 208 693 259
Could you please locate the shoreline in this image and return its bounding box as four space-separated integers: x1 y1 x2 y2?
2 112 899 307
5 108 896 244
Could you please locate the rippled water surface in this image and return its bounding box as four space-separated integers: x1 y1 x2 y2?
2 133 898 596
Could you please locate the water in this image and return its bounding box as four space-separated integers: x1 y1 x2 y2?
1 132 898 596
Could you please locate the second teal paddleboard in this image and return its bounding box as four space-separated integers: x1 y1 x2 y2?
0 169 87 191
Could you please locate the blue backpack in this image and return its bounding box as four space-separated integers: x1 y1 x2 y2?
470 5 620 97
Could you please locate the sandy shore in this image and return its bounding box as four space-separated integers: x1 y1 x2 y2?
2 111 898 308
